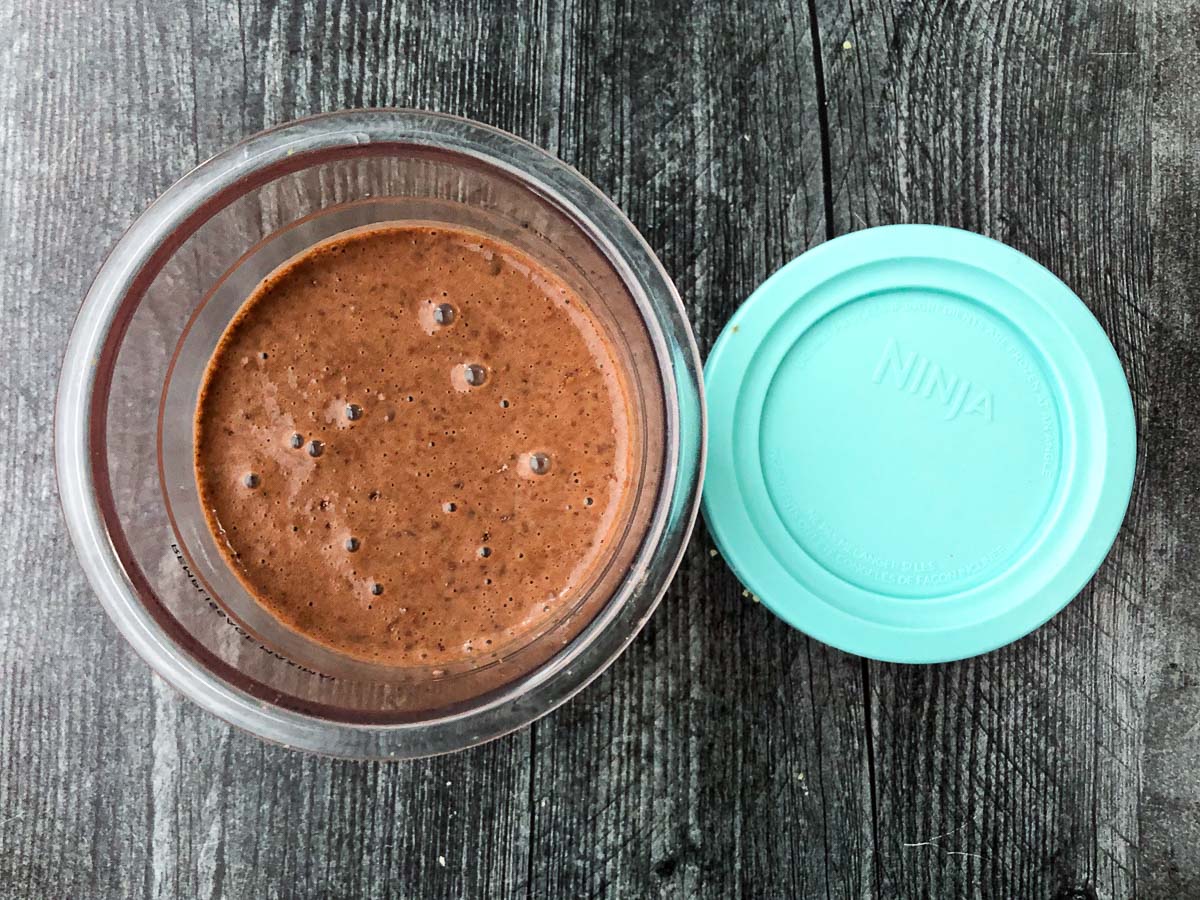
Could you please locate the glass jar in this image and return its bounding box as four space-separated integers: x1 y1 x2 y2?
55 110 704 758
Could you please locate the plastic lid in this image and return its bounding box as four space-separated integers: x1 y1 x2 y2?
702 225 1136 663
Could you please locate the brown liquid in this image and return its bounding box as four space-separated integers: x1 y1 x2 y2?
194 224 637 667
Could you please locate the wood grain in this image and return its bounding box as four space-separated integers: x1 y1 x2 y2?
816 1 1157 897
1141 1 1200 897
0 0 1191 897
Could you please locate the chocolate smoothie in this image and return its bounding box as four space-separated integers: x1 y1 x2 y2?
194 223 638 667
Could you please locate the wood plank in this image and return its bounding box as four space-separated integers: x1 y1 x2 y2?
516 1 874 897
1 2 209 895
814 0 1155 896
1141 0 1200 897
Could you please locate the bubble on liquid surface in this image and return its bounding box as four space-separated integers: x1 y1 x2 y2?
371 582 384 596
478 546 492 558
243 473 260 489
443 502 457 513
289 433 304 449
419 299 458 335
528 452 551 476
345 537 360 552
452 362 489 392
345 403 363 421
308 440 325 458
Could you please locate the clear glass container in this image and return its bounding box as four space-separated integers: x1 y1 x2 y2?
55 110 705 758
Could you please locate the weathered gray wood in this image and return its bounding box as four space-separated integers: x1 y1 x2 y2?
0 0 1192 897
523 4 871 898
815 1 1159 897
1141 1 1200 897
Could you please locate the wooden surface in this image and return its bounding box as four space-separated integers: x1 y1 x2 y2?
0 0 1193 897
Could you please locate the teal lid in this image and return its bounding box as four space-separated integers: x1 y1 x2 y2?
702 225 1136 663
